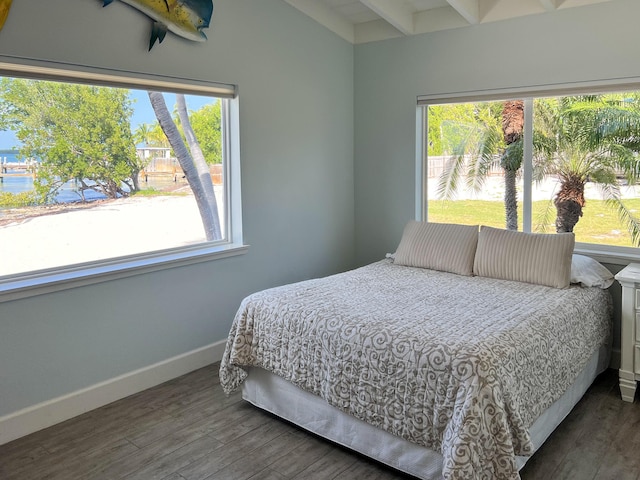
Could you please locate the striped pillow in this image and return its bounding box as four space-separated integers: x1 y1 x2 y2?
394 221 479 276
473 226 575 288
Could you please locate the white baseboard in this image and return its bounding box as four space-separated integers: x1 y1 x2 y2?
0 340 227 446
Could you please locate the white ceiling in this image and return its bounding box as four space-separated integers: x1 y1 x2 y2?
284 0 615 44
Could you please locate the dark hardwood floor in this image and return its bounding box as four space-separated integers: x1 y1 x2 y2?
1 364 638 480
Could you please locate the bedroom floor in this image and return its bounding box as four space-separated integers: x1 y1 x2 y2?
0 365 638 480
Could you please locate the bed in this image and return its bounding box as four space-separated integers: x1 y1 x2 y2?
219 222 613 480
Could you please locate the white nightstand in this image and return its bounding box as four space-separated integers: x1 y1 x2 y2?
615 263 640 402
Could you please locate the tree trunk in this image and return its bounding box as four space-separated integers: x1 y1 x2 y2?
501 100 524 231
502 101 524 144
504 167 518 231
176 94 221 239
148 91 218 241
131 169 140 193
554 175 585 233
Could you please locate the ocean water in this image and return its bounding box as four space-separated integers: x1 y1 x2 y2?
0 150 20 163
1 150 188 203
0 176 107 202
1 150 108 203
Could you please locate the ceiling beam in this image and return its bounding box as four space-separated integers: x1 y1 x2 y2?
538 0 564 11
358 0 415 36
446 0 480 24
283 0 355 43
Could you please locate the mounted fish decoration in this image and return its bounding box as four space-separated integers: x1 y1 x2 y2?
102 0 213 51
0 0 13 32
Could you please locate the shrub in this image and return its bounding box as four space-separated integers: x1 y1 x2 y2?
0 191 41 208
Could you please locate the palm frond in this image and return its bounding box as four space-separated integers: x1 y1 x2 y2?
589 166 618 187
601 183 640 246
437 153 467 200
466 127 502 193
436 120 478 199
436 112 504 198
564 96 640 157
534 197 557 233
609 197 640 247
607 144 640 184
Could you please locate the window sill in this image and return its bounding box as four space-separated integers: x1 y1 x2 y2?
0 243 249 303
574 243 640 267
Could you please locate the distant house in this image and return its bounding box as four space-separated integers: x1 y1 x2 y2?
136 146 172 160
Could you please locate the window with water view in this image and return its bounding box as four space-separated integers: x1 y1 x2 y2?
0 75 233 278
425 92 640 250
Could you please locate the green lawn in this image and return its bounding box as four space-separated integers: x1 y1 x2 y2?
428 198 640 247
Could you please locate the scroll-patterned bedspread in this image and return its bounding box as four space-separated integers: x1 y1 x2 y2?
219 260 611 480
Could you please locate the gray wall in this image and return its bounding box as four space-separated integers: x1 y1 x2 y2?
354 0 640 265
0 0 354 416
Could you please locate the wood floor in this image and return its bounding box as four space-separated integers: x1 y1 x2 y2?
1 364 639 480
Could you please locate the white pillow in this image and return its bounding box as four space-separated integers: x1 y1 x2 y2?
394 221 479 276
571 254 614 288
473 226 575 288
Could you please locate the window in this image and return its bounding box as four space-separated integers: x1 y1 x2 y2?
0 63 243 299
420 88 640 254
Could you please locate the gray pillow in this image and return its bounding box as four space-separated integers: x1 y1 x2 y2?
394 221 479 276
473 226 575 288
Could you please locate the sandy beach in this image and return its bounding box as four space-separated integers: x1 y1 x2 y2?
0 193 217 277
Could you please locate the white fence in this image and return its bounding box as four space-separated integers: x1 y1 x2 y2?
427 155 503 179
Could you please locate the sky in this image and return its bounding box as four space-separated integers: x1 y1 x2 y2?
0 89 216 150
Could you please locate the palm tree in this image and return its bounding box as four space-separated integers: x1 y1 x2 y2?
533 95 640 243
145 121 171 148
134 123 153 146
148 91 222 241
176 93 221 238
436 101 523 230
501 100 524 230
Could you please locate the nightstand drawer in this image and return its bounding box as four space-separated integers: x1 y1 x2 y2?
636 313 640 342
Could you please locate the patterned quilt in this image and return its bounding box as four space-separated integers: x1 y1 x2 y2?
219 260 611 480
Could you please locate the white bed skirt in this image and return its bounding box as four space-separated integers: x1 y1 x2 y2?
241 344 610 480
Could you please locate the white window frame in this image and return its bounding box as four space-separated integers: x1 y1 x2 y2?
0 59 246 302
416 77 640 266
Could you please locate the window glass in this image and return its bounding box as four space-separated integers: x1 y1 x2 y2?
425 91 640 250
427 100 524 231
0 77 232 277
530 94 640 247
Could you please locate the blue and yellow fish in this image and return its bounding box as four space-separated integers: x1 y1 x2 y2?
103 0 213 50
0 0 13 32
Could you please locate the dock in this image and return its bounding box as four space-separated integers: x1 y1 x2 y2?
0 161 38 180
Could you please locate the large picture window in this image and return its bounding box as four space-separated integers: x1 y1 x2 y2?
0 64 242 296
422 90 640 251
